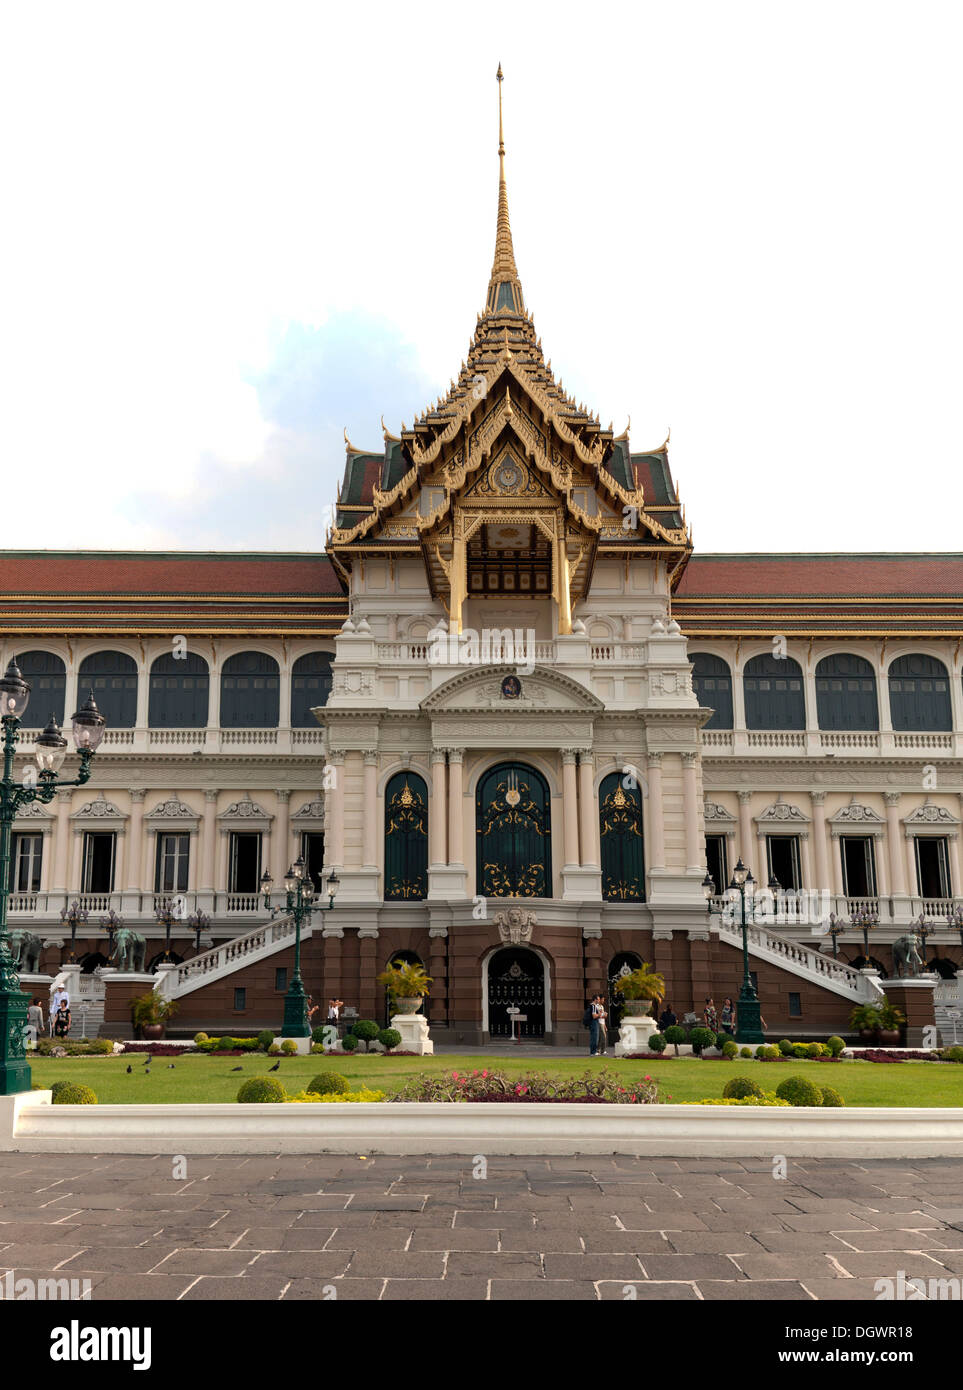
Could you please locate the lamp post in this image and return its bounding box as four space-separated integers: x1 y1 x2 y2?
99 909 123 955
726 857 765 1044
187 909 210 956
915 912 933 965
826 912 845 958
154 896 179 964
0 668 106 1094
60 899 88 964
851 905 879 962
261 857 339 1040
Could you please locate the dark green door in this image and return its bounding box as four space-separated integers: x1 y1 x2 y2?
476 762 551 898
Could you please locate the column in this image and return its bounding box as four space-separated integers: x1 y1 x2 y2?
278 662 292 731
51 791 71 895
126 790 145 890
799 833 813 891
428 928 449 1027
561 750 580 866
135 658 149 731
737 790 753 877
884 793 906 896
578 751 598 867
875 829 890 900
273 789 291 881
681 752 700 871
326 750 345 868
447 749 464 865
200 790 217 891
358 930 379 1019
955 796 963 897
904 831 918 901
430 750 447 866
69 827 84 894
362 755 378 868
831 832 845 897
810 792 829 894
646 753 665 870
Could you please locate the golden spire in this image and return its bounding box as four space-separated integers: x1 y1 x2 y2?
485 64 525 317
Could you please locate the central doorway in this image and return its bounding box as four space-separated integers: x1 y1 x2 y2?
486 946 546 1039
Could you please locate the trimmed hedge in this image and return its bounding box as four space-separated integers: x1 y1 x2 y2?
820 1086 845 1107
647 1033 667 1053
307 1072 350 1096
722 1076 764 1100
341 1033 359 1052
775 1074 823 1107
51 1083 98 1105
352 1020 381 1043
236 1077 286 1103
378 1028 402 1052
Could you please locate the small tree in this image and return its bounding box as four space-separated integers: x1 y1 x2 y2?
664 1024 687 1056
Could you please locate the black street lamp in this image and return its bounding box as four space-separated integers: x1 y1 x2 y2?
0 669 106 1094
826 912 845 958
187 909 210 956
99 909 123 954
154 896 179 963
60 899 88 964
726 857 765 1044
261 858 340 1040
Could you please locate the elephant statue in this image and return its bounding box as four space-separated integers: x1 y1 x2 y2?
893 932 925 979
9 930 43 973
110 926 147 973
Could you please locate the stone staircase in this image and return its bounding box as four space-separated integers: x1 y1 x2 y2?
714 914 885 1003
153 914 300 1000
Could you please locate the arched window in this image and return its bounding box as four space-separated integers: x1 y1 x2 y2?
888 654 952 732
815 654 879 731
384 773 428 900
743 653 805 730
599 773 645 901
690 653 733 729
15 650 66 725
291 652 333 727
78 651 138 728
220 652 279 728
148 653 210 728
476 762 551 898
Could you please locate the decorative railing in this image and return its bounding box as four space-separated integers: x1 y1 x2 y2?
224 893 261 914
715 913 878 997
820 732 879 749
160 913 297 995
894 732 953 749
746 731 806 747
221 729 278 744
702 730 734 748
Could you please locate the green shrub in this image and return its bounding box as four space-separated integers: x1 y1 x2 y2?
341 1033 358 1052
940 1045 963 1062
306 1072 350 1096
311 1026 329 1045
237 1077 286 1103
647 1033 667 1053
352 1019 380 1043
763 1045 781 1059
310 1043 324 1054
820 1086 845 1107
721 1040 739 1059
827 1035 845 1057
268 1043 282 1055
51 1083 98 1105
664 1025 687 1053
739 1046 753 1058
791 1043 809 1058
775 1074 823 1107
193 1032 209 1046
256 1030 275 1052
754 1045 768 1059
808 1042 827 1058
715 1032 729 1050
685 1094 790 1106
688 1026 716 1055
378 1028 402 1051
280 1040 298 1056
722 1076 764 1100
778 1038 793 1056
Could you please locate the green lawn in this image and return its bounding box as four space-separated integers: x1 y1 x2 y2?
27 1053 963 1107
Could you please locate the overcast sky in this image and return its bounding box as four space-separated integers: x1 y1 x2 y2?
3 1 960 555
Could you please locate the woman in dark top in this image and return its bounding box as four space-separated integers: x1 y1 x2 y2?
53 1002 71 1038
658 1004 677 1032
721 997 735 1035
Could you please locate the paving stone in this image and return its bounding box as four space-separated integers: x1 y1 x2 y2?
249 1251 352 1278
323 1229 413 1251
599 1280 699 1300
346 1197 427 1212
345 1251 446 1278
665 1232 769 1255
497 1231 585 1252
491 1279 597 1300
446 1252 541 1279
409 1229 500 1251
543 1253 643 1280
59 1246 179 1274
640 1253 745 1280
454 1211 534 1229
581 1232 673 1254
0 1242 88 1267
832 1252 948 1278
0 1222 83 1243
732 1253 849 1280
832 1230 950 1252
697 1280 813 1300
383 1277 491 1300
92 1275 195 1300
282 1277 383 1300
612 1213 710 1232
180 1275 289 1299
799 1277 894 1300
150 1249 257 1276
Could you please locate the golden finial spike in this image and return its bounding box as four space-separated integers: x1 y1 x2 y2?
484 64 523 317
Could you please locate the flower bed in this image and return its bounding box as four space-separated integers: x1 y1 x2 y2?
121 1043 193 1056
387 1068 661 1104
849 1049 941 1063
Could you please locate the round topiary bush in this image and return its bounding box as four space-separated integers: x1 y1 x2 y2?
688 1026 716 1055
268 1043 282 1055
721 1039 739 1059
940 1045 963 1062
256 1030 275 1052
827 1035 845 1057
307 1072 350 1096
237 1077 286 1103
715 1032 729 1050
806 1042 826 1058
791 1043 810 1058
193 1032 209 1046
378 1028 402 1051
647 1032 667 1053
51 1083 98 1105
352 1019 380 1043
280 1040 298 1056
754 1045 768 1059
763 1045 781 1059
740 1047 753 1058
311 1026 328 1045
664 1025 687 1052
722 1076 764 1100
775 1074 823 1107
820 1086 845 1106
341 1033 358 1052
89 1038 114 1054
778 1038 793 1056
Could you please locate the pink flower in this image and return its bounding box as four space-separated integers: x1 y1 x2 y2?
482 1070 488 1078
452 1071 459 1079
644 1075 651 1081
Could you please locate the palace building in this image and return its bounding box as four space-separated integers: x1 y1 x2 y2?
5 74 963 1043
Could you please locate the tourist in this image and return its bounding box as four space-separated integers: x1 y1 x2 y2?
49 984 69 1035
27 996 45 1045
53 999 71 1039
594 994 608 1056
307 996 319 1027
658 1003 677 1032
703 996 718 1031
584 998 599 1055
720 997 735 1035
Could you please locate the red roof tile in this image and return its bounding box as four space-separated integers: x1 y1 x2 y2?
0 553 344 597
676 555 963 599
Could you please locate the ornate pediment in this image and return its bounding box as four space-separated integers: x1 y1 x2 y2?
217 796 273 825
421 664 603 714
145 798 198 823
71 795 127 822
292 799 326 820
703 802 736 824
904 802 959 835
755 800 809 830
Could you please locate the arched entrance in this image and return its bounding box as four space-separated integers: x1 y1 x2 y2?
927 956 959 980
486 946 545 1039
607 951 643 1032
79 952 110 974
848 954 888 978
147 950 184 973
476 762 551 898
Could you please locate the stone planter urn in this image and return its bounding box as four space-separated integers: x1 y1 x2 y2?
142 1024 165 1040
621 1000 653 1018
858 1029 878 1046
878 1029 901 1046
393 997 422 1015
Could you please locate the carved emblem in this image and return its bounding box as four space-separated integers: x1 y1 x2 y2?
494 907 537 945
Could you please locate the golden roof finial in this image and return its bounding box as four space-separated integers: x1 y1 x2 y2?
485 64 524 318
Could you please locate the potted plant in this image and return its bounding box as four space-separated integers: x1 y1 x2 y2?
130 991 179 1040
877 1001 906 1046
849 1002 882 1045
376 960 433 1015
612 963 666 1017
